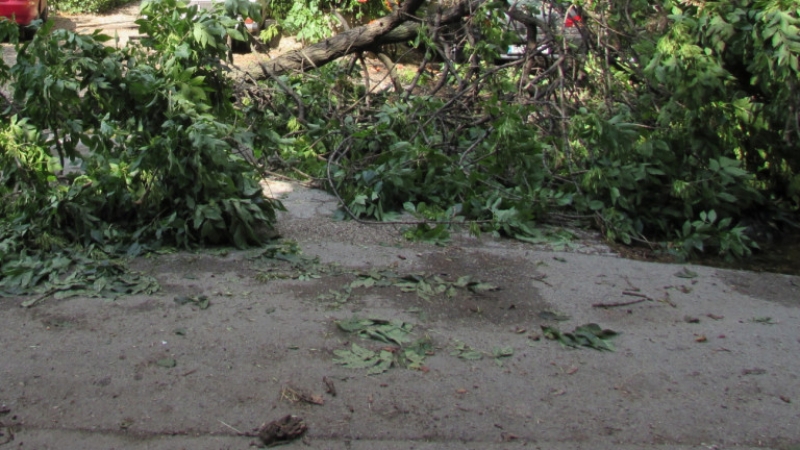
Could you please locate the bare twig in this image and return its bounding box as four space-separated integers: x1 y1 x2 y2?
592 298 645 308
622 291 653 300
258 63 306 124
219 420 244 434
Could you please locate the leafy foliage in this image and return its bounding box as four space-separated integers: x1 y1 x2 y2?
335 317 414 345
333 343 396 375
50 0 136 14
1 0 280 297
263 0 388 42
249 0 798 260
333 316 431 374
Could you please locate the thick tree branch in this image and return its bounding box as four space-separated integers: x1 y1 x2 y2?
257 0 490 77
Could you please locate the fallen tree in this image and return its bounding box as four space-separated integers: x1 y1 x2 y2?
257 0 491 76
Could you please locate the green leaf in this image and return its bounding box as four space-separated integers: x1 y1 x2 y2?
335 317 413 345
333 344 394 375
467 282 499 293
156 358 177 368
541 324 618 351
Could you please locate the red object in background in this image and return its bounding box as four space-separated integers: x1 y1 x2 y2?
0 0 47 26
565 14 582 28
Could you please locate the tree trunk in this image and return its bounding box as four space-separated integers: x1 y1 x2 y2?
257 0 491 77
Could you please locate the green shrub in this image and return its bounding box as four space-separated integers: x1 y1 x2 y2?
1 0 280 295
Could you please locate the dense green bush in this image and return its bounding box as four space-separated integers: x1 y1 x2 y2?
1 0 279 295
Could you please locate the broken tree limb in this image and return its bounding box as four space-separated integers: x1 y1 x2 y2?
256 0 492 77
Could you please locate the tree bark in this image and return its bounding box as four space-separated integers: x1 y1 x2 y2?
257 0 491 77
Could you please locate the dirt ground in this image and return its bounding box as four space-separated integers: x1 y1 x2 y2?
2 4 800 450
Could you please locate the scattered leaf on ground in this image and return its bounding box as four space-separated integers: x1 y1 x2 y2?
750 316 776 325
253 243 342 282
450 340 484 360
333 344 394 375
19 269 159 307
156 358 177 368
674 268 699 279
281 385 324 405
315 286 352 307
335 317 413 345
174 295 210 309
334 319 431 373
467 281 500 293
493 346 514 366
402 338 434 370
542 323 618 351
538 310 570 321
694 334 707 343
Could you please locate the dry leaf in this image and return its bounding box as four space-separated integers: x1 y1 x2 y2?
323 376 336 396
257 415 307 447
501 433 519 442
694 334 707 343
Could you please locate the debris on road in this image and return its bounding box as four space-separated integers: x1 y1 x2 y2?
280 385 324 405
323 376 336 396
674 267 699 279
333 344 395 375
174 295 210 309
156 358 177 368
450 340 484 360
541 323 618 351
256 415 307 447
335 317 413 345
